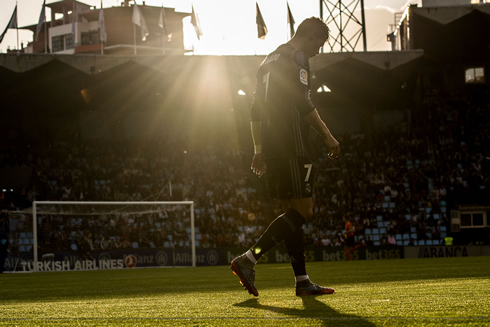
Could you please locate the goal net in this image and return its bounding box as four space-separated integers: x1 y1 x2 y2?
6 201 195 272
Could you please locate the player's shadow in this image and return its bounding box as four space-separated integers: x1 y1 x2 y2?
234 297 375 326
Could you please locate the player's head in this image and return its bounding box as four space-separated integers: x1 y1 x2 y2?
293 17 330 58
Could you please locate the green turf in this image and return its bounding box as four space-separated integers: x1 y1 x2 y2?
0 256 489 326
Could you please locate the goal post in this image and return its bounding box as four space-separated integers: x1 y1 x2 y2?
10 201 196 272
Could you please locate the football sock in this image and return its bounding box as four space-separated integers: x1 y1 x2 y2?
245 250 257 265
346 249 352 261
285 227 307 277
295 275 309 283
250 209 306 261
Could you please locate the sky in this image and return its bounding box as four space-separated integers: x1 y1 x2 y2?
0 0 420 55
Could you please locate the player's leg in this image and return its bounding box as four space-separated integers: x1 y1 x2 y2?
282 198 335 296
231 159 308 296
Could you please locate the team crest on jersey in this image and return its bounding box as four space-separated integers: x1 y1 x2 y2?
300 69 308 85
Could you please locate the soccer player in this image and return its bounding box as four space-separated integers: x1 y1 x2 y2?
343 215 355 260
231 17 340 297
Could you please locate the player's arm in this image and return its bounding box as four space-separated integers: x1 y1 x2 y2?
250 72 267 178
290 50 340 159
250 121 266 177
303 110 340 159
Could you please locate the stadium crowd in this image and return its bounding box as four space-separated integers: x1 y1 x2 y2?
2 89 489 252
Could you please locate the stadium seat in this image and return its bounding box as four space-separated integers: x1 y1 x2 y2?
167 235 172 241
27 232 33 238
382 203 388 208
374 241 380 246
132 242 139 249
433 240 440 245
405 214 411 220
411 227 416 233
434 214 440 219
164 241 170 248
384 196 390 202
377 222 384 228
403 234 410 240
26 245 32 252
19 232 26 238
185 228 191 234
419 240 425 245
377 215 383 221
396 241 403 246
389 203 396 208
440 226 446 232
441 232 446 238
380 228 386 234
196 234 202 240
411 233 417 239
71 244 77 251
395 234 402 240
441 207 446 213
195 240 200 247
372 228 379 234
18 239 23 245
23 238 30 245
365 229 372 234
426 240 433 245
19 245 25 251
373 235 380 241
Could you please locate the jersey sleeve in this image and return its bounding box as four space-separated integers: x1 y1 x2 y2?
250 69 265 122
290 50 315 117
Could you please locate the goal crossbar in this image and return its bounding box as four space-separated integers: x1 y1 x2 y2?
32 201 195 272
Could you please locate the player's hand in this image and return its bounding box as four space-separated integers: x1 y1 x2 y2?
323 134 340 159
251 153 267 177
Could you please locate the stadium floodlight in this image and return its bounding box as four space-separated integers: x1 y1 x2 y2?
9 201 196 272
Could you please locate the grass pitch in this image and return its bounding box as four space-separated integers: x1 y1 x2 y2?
0 256 489 326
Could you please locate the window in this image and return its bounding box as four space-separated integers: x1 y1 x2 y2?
461 214 471 226
460 212 488 228
465 67 485 84
473 213 483 226
52 35 64 52
66 33 74 49
81 31 99 46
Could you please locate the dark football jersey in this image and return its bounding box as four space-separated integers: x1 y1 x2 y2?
250 43 315 160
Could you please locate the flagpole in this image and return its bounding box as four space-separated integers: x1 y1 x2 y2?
16 1 19 51
133 23 136 55
44 20 47 53
100 1 104 55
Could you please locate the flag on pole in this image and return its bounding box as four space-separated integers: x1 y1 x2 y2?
35 0 46 42
132 3 149 41
256 3 267 39
158 6 169 40
98 2 106 42
0 5 17 43
287 2 295 38
190 5 203 40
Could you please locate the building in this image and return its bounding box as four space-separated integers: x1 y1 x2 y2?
20 0 190 55
388 0 490 89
